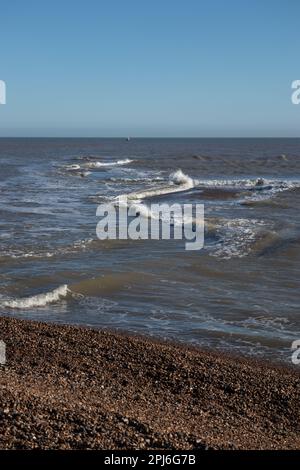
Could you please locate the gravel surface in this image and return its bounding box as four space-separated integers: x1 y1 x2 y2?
0 316 299 450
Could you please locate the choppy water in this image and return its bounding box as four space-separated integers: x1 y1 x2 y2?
0 138 300 363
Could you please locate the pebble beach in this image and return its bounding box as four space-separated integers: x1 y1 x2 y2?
0 316 299 450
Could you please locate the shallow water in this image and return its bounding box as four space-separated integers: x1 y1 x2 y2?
0 138 299 363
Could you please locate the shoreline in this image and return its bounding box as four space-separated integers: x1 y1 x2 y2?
0 316 299 450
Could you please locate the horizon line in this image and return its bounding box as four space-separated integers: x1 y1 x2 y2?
0 136 300 139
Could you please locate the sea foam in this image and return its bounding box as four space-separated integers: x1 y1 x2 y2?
1 284 69 309
86 158 134 168
125 170 196 201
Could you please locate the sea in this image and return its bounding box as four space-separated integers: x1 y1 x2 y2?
0 138 299 363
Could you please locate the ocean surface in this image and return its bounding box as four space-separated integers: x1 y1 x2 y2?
0 138 299 363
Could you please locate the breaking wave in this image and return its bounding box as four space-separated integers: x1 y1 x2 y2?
85 158 134 168
1 284 70 309
125 169 197 201
196 177 300 193
169 169 195 186
65 164 81 171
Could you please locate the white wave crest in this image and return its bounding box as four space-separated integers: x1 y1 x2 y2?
86 158 134 168
65 164 81 171
1 284 69 309
196 177 300 191
125 170 196 201
169 169 194 186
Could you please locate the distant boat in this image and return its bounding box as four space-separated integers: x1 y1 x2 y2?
126 137 131 141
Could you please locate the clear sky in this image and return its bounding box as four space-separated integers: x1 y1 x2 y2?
0 0 300 137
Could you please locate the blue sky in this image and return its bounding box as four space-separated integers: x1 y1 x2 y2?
0 0 300 137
